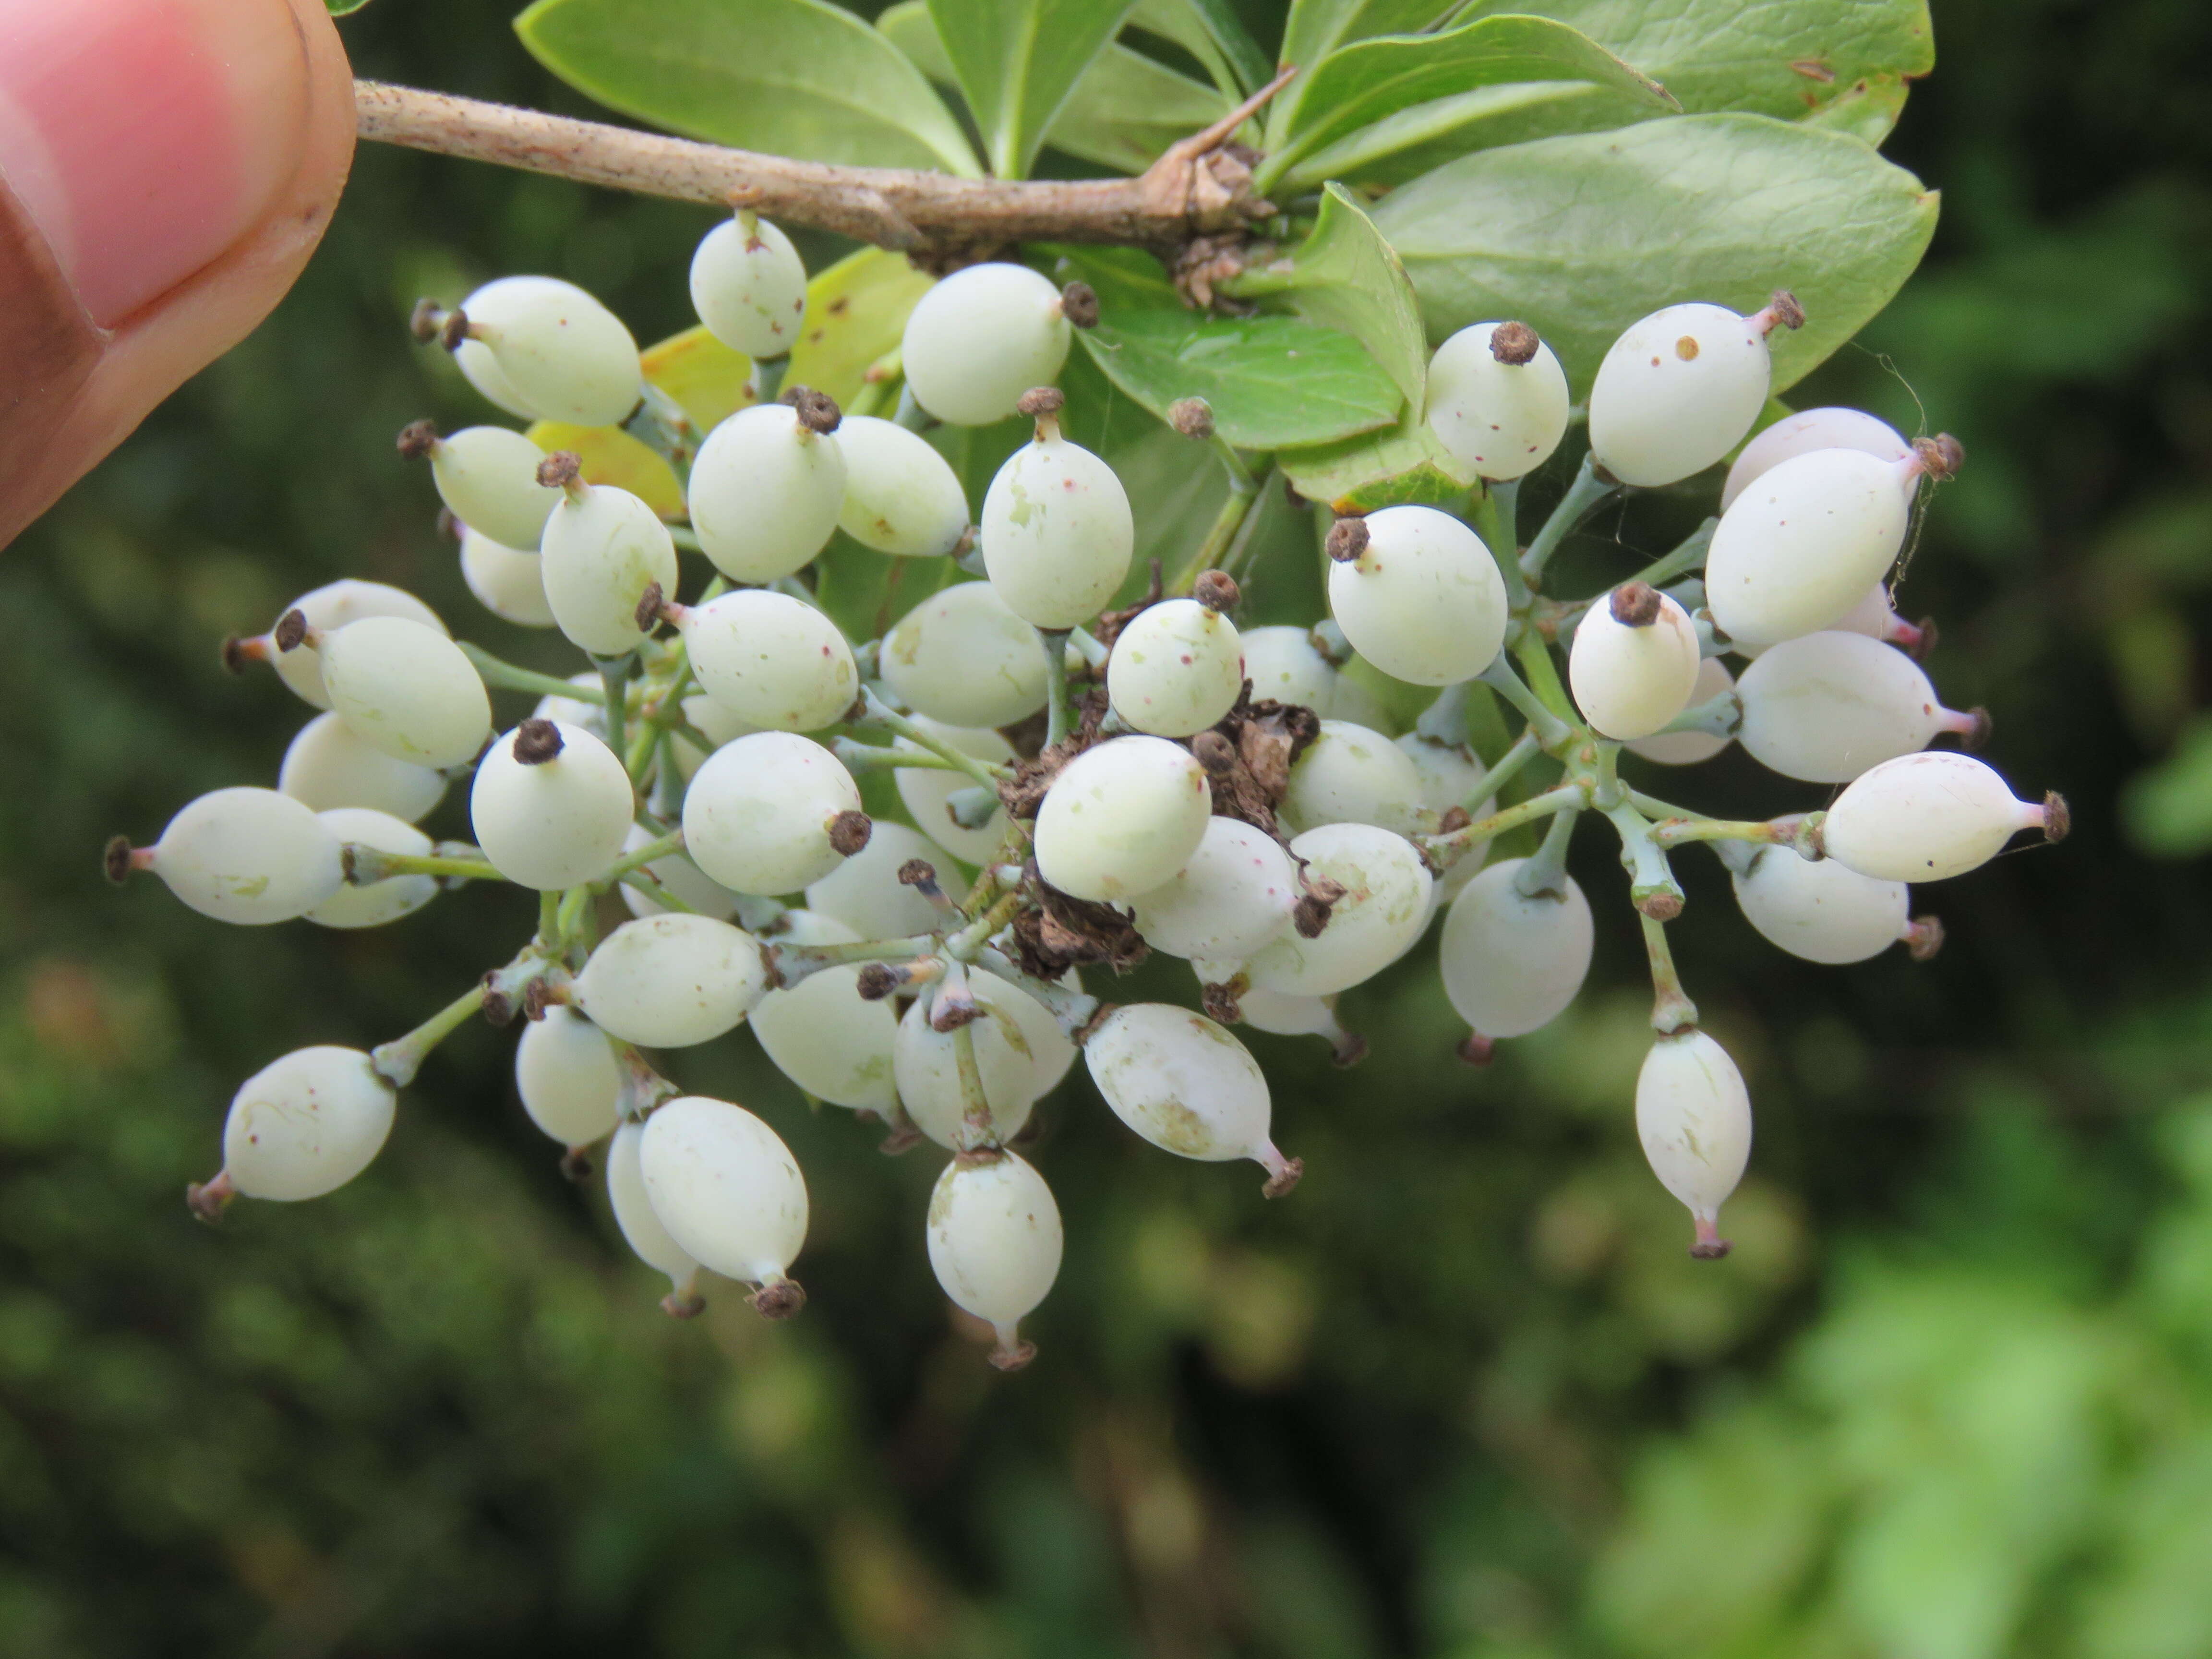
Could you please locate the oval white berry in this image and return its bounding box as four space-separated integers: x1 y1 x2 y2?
895 718 1016 862
1721 406 1911 511
1085 1005 1298 1189
1706 448 1913 648
516 1006 623 1148
639 1096 808 1295
307 808 437 929
425 425 564 551
458 276 642 427
981 426 1133 629
1108 598 1242 737
1588 302 1774 486
1327 505 1508 686
1439 859 1593 1038
1239 625 1341 712
679 589 858 733
1569 588 1703 740
902 263 1071 425
683 732 863 895
750 912 899 1111
144 787 344 925
893 982 1037 1151
805 819 970 940
572 914 770 1047
1636 1030 1752 1250
316 616 491 769
264 580 446 710
926 1151 1063 1366
539 481 681 657
1130 816 1298 962
1736 631 1974 783
1243 823 1433 996
881 581 1050 728
1034 736 1211 902
279 710 447 822
1424 321 1570 481
1822 752 2054 882
690 214 807 360
220 1046 396 1202
469 721 634 890
836 414 970 557
1281 719 1429 836
607 1119 701 1309
458 526 557 627
1626 657 1736 767
1731 847 1910 964
688 402 847 584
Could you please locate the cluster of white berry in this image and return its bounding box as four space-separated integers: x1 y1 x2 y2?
105 210 2063 1365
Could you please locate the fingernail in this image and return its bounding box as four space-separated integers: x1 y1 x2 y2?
0 0 310 327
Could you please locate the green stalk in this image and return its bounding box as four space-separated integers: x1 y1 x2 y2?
1519 454 1620 584
457 642 606 705
751 354 789 405
1512 803 1582 898
1419 783 1586 875
1477 655 1574 749
1641 914 1699 1034
1038 628 1075 748
859 689 1010 793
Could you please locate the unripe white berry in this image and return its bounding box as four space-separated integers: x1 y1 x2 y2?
1626 657 1736 766
143 787 344 925
902 263 1071 425
894 980 1037 1151
805 820 969 939
1706 448 1912 647
1326 505 1508 686
279 710 447 823
424 425 564 551
1130 816 1298 962
606 1119 701 1310
459 276 642 427
996 969 1080 1097
881 581 1050 728
317 616 491 769
1588 301 1775 486
1282 719 1430 837
690 214 807 360
895 718 1015 862
750 911 899 1112
515 1006 623 1148
926 1151 1063 1367
1085 1004 1300 1190
1636 1030 1752 1252
1731 846 1911 964
1034 736 1211 902
1822 752 2056 881
1721 406 1911 511
307 808 436 929
458 526 557 627
689 403 847 583
618 821 738 921
1736 631 1977 783
572 914 770 1047
1569 587 1703 740
1243 823 1433 995
836 414 970 557
1424 321 1570 481
539 481 681 657
220 1046 396 1202
670 693 756 781
1239 625 1341 711
1439 859 1593 1038
639 1096 808 1296
264 580 446 710
469 721 634 891
679 589 858 733
979 420 1132 632
1108 599 1242 737
683 732 864 895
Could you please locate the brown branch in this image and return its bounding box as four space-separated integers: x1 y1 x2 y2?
353 70 1293 259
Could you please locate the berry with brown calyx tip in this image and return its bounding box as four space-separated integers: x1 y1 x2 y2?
1611 581 1664 627
1192 569 1240 614
512 717 565 765
1016 385 1065 420
902 263 1073 426
827 810 874 857
783 385 842 434
1325 516 1370 562
1489 320 1540 364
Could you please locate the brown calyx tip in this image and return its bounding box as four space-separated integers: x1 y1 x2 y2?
219 635 251 674
896 857 940 890
828 809 873 856
1688 1237 1734 1261
988 1338 1039 1372
1292 892 1335 938
439 307 471 351
929 991 981 1031
750 1278 807 1321
1059 280 1100 329
1324 516 1370 563
1016 386 1065 419
1437 805 1472 834
1200 981 1243 1024
513 718 566 765
785 385 842 434
185 1171 236 1224
1610 581 1663 627
1906 914 1946 962
396 418 439 459
102 836 136 885
1191 729 1238 775
1457 1032 1495 1067
2042 790 2071 843
633 580 667 634
480 977 517 1028
1261 1155 1305 1199
1329 1032 1369 1069
1636 889 1685 922
535 450 583 490
661 1290 707 1320
520 977 555 1022
1192 570 1241 614
407 298 444 343
1490 320 1541 365
1913 433 1966 482
1766 289 1806 331
1961 707 1993 751
558 1147 595 1183
273 609 310 653
855 963 902 1001
1169 397 1215 439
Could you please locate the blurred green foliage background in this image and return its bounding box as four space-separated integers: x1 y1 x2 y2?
3 0 2210 1654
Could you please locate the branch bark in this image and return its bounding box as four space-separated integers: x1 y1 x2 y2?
354 72 1292 259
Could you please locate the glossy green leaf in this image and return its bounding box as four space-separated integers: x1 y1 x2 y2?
1266 0 1460 144
1259 184 1429 406
1035 244 1182 311
1371 114 1939 393
325 0 374 14
1132 0 1273 96
515 0 980 176
881 1 1225 174
1078 313 1404 450
1277 401 1476 513
1263 12 1675 185
1286 0 1935 188
926 0 1141 178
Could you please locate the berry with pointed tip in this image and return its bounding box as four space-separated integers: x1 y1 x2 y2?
469 720 633 891
1034 736 1211 902
981 413 1134 629
926 1150 1063 1369
516 1006 622 1148
895 718 1016 862
1439 859 1594 1039
805 820 970 940
1822 752 2062 881
1107 598 1243 737
1626 657 1737 766
1589 298 1795 486
1570 585 1703 740
572 914 770 1048
1721 406 1911 511
455 275 642 426
1084 1004 1300 1193
639 1096 808 1309
835 413 971 557
254 580 447 710
1706 447 1916 647
690 213 807 360
881 580 1051 728
1635 1030 1752 1257
1731 846 1912 964
893 981 1037 1151
1281 720 1429 836
902 263 1072 425
1424 320 1571 481
307 808 436 929
683 731 864 895
750 910 900 1112
1326 505 1508 686
1736 631 1982 783
316 615 491 769
457 525 557 627
212 1046 396 1203
676 589 858 733
618 821 738 922
1130 817 1298 962
130 787 344 925
278 710 447 822
409 423 564 552
688 401 848 583
606 1119 702 1313
1243 824 1433 996
538 478 681 657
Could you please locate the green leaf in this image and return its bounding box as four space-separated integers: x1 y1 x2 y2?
1132 0 1273 96
1035 245 1183 311
1263 12 1675 186
1256 184 1428 406
1277 401 1476 513
1077 313 1404 450
1371 113 1939 394
325 0 374 13
1286 0 1935 188
515 0 980 176
1266 0 1461 144
926 0 1141 178
881 2 1225 175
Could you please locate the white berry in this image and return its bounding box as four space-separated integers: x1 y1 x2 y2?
1822 752 2056 882
688 402 847 584
219 1046 397 1202
881 581 1050 728
690 214 807 361
469 720 634 890
639 1096 808 1295
1588 302 1774 487
1327 505 1508 686
1424 321 1570 481
1130 816 1298 962
572 914 770 1048
683 732 863 895
836 414 971 557
539 480 681 657
278 710 447 822
1569 588 1703 741
316 615 491 769
679 589 858 733
1731 846 1911 964
307 808 437 930
1243 823 1433 996
515 1006 623 1148
1034 736 1211 902
926 1151 1063 1366
1439 859 1593 1038
142 787 344 925
1108 599 1243 737
902 263 1071 425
